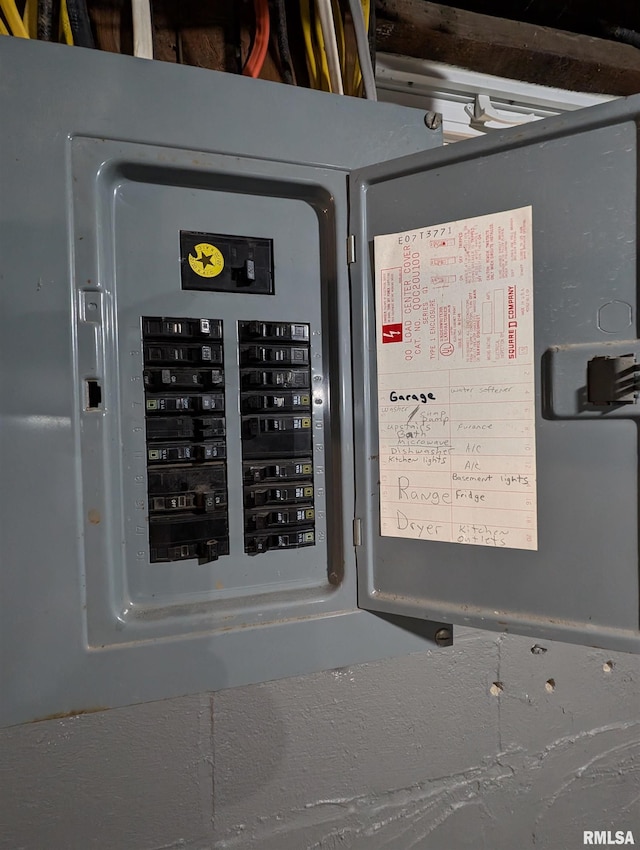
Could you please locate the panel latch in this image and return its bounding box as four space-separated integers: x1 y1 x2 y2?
587 354 639 405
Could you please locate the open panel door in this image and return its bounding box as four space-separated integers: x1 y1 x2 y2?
350 96 640 652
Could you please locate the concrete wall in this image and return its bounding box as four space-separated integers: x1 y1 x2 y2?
1 628 639 850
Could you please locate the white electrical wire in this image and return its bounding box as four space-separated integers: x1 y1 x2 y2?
347 0 377 100
132 0 153 59
315 0 344 94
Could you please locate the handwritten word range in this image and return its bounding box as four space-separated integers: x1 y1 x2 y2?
375 207 537 550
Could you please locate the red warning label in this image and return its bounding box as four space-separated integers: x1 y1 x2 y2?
382 323 403 344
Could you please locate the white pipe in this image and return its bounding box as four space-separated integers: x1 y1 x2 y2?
132 0 153 59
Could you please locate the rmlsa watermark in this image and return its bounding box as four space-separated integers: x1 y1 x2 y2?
584 831 635 845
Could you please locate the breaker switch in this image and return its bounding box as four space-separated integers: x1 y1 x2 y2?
194 442 226 461
241 391 311 412
145 392 224 414
146 416 194 440
144 368 222 390
243 416 312 437
150 514 229 564
197 491 227 510
242 369 310 389
143 317 222 340
245 529 315 555
245 484 314 507
148 465 225 494
239 321 309 342
149 490 226 513
233 258 256 287
194 417 226 438
247 507 315 531
144 343 222 365
243 460 314 483
241 346 309 365
148 444 194 464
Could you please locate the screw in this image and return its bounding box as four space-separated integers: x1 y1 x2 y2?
434 627 452 646
425 111 442 131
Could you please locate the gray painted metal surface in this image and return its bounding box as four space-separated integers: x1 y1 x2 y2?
1 40 639 850
0 38 445 728
350 99 640 652
1 629 638 849
3 32 638 739
74 136 341 644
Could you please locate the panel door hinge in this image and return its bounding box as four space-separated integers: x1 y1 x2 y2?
347 234 356 265
353 517 362 546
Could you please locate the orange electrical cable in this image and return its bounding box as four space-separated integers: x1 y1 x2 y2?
243 0 270 78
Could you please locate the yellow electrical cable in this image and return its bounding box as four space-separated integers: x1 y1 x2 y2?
300 0 318 89
60 0 73 44
22 0 36 37
1 0 29 37
0 14 9 35
313 3 332 91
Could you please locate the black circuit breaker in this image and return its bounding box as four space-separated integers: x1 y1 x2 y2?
142 317 229 563
239 321 316 555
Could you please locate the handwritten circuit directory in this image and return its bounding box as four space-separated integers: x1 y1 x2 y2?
375 207 537 550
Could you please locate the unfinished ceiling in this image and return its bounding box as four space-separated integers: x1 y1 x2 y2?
4 1 640 95
432 0 640 41
375 0 640 94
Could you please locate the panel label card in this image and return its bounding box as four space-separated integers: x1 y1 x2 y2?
374 207 537 550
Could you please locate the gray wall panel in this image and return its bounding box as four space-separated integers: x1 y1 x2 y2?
3 634 638 849
0 695 214 850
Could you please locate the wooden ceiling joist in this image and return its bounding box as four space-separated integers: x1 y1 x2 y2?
375 0 640 95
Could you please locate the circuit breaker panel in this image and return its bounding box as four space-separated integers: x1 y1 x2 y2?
1 36 447 728
239 321 316 556
7 35 640 732
142 316 229 563
85 138 336 642
141 314 318 565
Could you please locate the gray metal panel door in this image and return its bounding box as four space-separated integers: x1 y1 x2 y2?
350 97 640 652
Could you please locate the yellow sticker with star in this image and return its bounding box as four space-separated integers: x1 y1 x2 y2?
188 243 225 278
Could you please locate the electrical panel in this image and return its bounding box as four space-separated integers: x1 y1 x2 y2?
4 37 640 728
1 38 447 728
